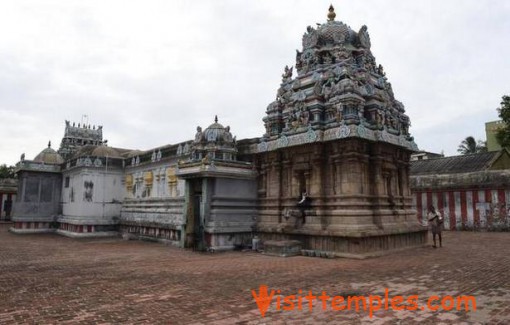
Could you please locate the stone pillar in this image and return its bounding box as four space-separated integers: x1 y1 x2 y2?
311 154 324 199
403 163 411 196
311 111 321 125
336 157 345 194
271 161 282 198
328 156 338 195
282 160 292 198
271 161 282 223
359 154 369 195
397 162 407 207
370 155 384 198
201 179 210 224
21 176 26 202
181 180 192 248
37 176 42 204
343 156 359 195
259 163 267 198
292 171 300 198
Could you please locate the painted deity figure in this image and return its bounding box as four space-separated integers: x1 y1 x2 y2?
377 64 386 76
322 53 333 64
296 50 303 71
358 25 371 49
224 126 233 142
195 126 202 142
282 65 293 82
335 104 343 122
322 73 337 100
375 111 383 128
302 25 318 49
301 108 310 126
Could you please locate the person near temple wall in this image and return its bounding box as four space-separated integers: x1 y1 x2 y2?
428 205 443 248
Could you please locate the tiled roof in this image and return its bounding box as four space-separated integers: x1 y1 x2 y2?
410 152 498 175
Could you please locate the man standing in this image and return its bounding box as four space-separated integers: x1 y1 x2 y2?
428 206 444 248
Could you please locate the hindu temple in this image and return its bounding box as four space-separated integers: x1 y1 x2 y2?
10 5 427 258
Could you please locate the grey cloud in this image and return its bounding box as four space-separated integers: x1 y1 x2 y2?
0 0 509 165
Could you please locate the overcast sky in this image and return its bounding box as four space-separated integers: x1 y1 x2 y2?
1 0 509 165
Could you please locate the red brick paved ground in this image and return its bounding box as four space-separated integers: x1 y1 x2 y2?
0 223 509 324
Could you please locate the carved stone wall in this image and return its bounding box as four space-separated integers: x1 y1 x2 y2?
255 138 426 257
252 6 426 257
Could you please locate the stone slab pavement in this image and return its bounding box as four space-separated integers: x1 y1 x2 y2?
0 224 509 324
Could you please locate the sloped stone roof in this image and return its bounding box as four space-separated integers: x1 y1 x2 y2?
91 146 122 158
410 152 499 175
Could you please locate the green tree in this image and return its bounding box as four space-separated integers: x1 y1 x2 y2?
0 164 15 179
457 136 487 155
496 95 510 148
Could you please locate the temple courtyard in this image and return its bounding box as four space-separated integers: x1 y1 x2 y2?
0 223 508 324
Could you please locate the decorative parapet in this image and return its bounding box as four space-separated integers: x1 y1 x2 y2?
176 160 255 179
15 160 61 173
150 149 162 163
252 124 418 154
61 156 124 171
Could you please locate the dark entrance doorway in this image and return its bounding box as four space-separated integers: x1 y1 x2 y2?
4 198 12 220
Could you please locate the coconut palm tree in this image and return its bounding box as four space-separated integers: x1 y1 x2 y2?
457 136 487 155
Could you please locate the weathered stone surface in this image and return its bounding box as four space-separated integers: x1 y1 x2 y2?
251 6 426 257
263 240 303 257
11 170 62 225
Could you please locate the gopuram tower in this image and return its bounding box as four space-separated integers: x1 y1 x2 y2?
251 5 427 258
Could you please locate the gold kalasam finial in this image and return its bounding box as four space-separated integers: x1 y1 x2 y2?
327 4 336 21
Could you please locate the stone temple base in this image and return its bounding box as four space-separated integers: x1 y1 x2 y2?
9 221 55 234
121 232 180 247
56 229 119 238
120 225 181 246
10 227 54 234
263 240 302 257
204 232 253 251
258 229 428 259
55 216 119 238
